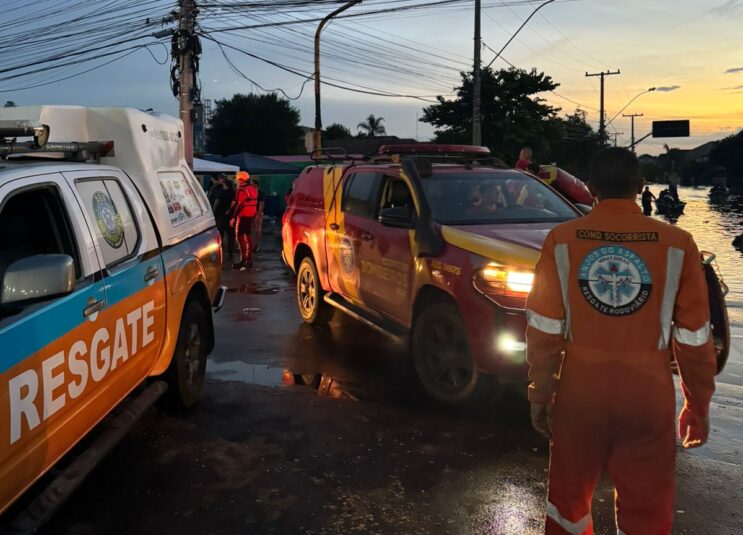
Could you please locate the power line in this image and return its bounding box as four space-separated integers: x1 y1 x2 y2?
482 41 599 114
200 34 439 102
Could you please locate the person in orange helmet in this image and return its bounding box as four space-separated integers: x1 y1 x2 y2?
230 170 258 270
526 147 716 535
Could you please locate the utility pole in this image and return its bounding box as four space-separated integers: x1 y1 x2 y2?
178 0 196 168
585 69 620 142
314 1 362 157
622 112 643 153
472 0 482 146
611 131 624 147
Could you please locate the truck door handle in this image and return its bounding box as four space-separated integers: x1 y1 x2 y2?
144 266 160 282
329 223 340 231
361 231 374 241
83 298 105 318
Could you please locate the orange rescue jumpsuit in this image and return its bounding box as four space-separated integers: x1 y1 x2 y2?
234 182 258 265
526 199 716 535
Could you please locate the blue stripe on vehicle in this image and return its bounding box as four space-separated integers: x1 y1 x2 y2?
0 281 105 375
0 232 212 375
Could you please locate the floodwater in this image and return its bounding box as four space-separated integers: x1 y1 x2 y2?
649 185 743 326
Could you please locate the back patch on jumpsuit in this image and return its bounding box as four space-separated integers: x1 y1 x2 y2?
578 245 653 316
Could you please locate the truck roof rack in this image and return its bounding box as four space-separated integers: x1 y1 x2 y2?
1 121 114 163
0 120 50 148
310 146 353 162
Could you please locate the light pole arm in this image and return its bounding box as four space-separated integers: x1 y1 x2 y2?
627 131 652 151
314 0 362 156
606 88 655 128
485 0 556 70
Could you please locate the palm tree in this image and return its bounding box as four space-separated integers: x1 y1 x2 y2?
357 114 386 138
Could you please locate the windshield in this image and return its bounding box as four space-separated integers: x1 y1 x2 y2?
421 170 579 225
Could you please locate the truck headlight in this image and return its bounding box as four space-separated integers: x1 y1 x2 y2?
474 264 533 306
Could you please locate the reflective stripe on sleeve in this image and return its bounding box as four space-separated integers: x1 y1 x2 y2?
554 243 572 341
546 501 591 535
527 309 565 335
674 321 711 346
658 247 685 350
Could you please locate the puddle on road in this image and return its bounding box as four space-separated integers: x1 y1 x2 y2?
208 361 290 386
226 282 292 295
231 307 262 322
207 360 362 400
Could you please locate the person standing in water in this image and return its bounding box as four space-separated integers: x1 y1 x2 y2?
641 186 656 216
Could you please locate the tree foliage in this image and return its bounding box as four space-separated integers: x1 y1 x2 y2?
357 114 386 138
544 110 605 177
710 130 743 185
206 93 302 155
421 67 560 162
325 122 352 140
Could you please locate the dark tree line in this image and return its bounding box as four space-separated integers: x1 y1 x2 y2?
420 67 606 178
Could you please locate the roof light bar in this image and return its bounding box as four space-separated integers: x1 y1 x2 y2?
377 143 491 156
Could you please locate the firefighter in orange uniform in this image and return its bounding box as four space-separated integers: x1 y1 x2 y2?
526 147 716 535
230 170 258 270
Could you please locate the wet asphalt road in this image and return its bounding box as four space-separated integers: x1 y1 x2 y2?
30 226 743 534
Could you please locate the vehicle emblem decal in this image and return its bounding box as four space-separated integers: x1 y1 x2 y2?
339 236 355 277
578 245 652 316
92 190 124 249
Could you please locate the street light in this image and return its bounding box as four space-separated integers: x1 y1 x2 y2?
314 0 362 158
474 0 556 145
606 87 656 128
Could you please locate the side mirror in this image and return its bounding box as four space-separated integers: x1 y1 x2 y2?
379 206 414 229
1 254 76 306
575 203 592 215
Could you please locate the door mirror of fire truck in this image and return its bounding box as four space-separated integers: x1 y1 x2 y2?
1 254 76 307
379 206 415 229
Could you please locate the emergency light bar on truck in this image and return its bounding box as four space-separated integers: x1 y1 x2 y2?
377 143 491 156
373 143 509 170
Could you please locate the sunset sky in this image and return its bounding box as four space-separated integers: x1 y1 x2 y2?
3 0 742 156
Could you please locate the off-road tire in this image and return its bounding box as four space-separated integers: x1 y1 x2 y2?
165 300 208 409
297 256 334 325
412 302 490 406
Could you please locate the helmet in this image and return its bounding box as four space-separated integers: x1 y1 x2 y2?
236 171 250 182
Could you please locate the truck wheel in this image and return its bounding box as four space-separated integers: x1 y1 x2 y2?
297 256 334 325
412 303 488 406
166 300 208 409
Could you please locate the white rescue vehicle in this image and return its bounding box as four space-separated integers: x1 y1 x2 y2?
0 106 226 522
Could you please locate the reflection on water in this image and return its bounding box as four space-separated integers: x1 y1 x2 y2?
649 185 743 325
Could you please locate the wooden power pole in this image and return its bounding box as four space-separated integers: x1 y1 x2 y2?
585 69 620 142
178 0 196 168
472 0 482 146
623 112 644 153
